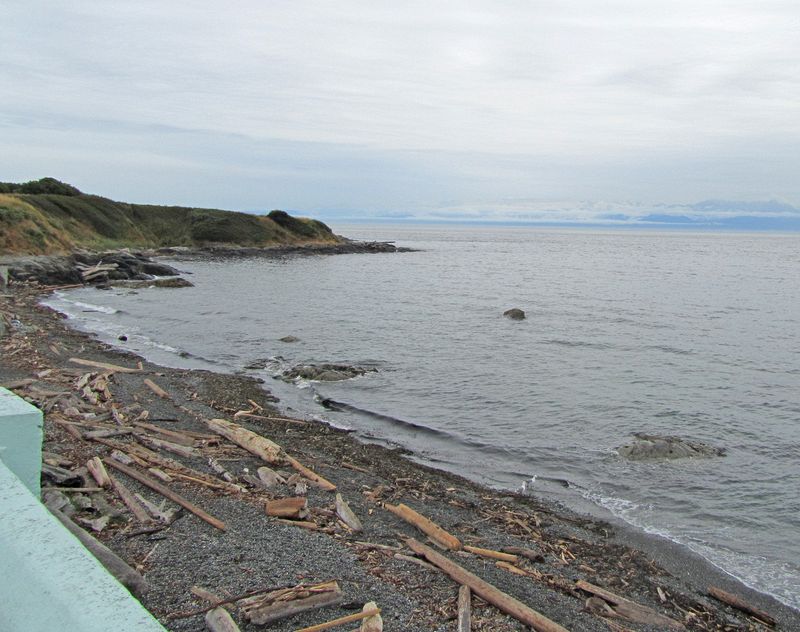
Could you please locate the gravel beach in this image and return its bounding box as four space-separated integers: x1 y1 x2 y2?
1 285 798 631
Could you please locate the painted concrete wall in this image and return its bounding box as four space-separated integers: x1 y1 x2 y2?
0 388 166 631
0 386 43 495
0 460 167 631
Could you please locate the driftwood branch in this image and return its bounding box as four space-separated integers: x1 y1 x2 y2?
286 456 337 492
136 434 200 459
296 607 381 632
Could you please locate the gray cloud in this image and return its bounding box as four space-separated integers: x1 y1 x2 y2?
2 1 799 217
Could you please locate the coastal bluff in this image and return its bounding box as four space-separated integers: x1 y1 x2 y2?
0 177 342 255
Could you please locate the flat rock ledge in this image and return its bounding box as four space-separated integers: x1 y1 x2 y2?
618 433 725 461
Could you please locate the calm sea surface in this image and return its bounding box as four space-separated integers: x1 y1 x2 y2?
45 225 800 609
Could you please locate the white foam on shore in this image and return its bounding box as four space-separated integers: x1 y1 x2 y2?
582 488 800 611
308 414 352 431
61 297 119 315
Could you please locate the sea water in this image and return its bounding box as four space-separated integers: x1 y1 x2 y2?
44 225 800 609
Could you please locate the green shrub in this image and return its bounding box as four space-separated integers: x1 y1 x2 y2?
0 177 82 196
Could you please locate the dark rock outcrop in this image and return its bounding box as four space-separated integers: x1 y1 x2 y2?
109 277 193 289
279 336 300 343
7 251 182 287
503 308 526 320
281 363 375 382
617 433 725 461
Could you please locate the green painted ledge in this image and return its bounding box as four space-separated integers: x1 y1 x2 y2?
0 388 166 631
0 386 43 495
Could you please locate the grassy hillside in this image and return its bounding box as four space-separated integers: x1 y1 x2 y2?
0 178 341 255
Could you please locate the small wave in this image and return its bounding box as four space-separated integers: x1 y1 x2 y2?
307 414 352 431
645 344 693 355
135 336 180 355
518 475 571 493
543 338 615 350
313 396 454 440
578 488 800 611
69 300 120 315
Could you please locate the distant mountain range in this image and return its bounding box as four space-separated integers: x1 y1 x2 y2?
310 198 800 231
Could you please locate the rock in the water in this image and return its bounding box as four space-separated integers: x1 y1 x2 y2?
109 277 193 289
244 359 269 370
279 335 300 343
503 308 526 320
281 363 374 382
618 433 725 461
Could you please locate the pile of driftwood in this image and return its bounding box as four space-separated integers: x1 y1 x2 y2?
9 356 385 631
4 344 780 632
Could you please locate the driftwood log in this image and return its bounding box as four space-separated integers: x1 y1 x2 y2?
50 507 148 598
206 417 286 463
105 458 226 531
143 378 170 399
265 497 308 519
108 471 152 523
86 456 111 487
385 503 461 550
240 581 343 625
204 607 241 632
206 417 336 490
335 493 363 532
463 545 518 563
708 586 776 627
576 580 685 630
68 357 140 373
407 538 569 632
457 585 472 632
359 601 383 632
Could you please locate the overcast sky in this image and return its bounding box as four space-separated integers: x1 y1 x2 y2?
2 1 799 219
